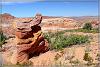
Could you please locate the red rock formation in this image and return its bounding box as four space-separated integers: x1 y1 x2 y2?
14 14 49 64
2 14 49 64
0 13 15 37
0 13 15 20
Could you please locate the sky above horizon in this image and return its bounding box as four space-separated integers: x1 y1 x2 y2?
0 0 98 17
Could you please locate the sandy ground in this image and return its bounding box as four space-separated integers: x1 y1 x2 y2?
1 32 99 66
29 32 99 66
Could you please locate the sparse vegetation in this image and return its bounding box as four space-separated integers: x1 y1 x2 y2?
78 28 99 33
81 22 99 33
83 23 92 30
0 32 6 47
83 52 93 66
57 22 99 33
69 59 80 66
44 32 89 50
64 28 99 33
54 53 62 60
84 52 92 61
16 61 32 67
96 53 100 61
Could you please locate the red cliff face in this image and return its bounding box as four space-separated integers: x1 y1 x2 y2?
0 13 15 22
0 13 15 36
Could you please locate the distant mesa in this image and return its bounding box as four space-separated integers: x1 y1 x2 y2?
0 13 15 20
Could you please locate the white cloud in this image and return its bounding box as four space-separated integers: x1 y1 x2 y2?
0 0 44 3
0 0 45 5
0 2 18 5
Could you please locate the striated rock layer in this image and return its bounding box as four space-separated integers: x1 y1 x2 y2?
2 14 49 64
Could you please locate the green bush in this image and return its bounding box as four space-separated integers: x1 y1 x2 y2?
83 23 92 30
0 32 6 47
44 32 89 50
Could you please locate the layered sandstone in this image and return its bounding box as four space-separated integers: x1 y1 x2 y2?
2 14 49 64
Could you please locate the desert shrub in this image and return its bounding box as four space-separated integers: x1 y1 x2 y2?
83 52 93 66
83 23 92 30
69 59 80 66
96 53 100 61
84 52 91 61
64 34 89 46
44 32 89 50
0 32 6 47
16 60 32 67
54 53 62 60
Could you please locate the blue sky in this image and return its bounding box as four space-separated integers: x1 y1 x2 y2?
0 0 98 17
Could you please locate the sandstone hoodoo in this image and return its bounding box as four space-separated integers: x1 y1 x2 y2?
2 14 49 64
